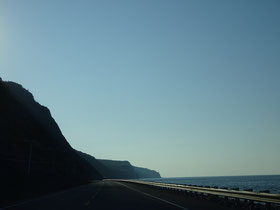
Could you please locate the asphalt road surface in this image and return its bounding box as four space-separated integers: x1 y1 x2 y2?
1 180 238 210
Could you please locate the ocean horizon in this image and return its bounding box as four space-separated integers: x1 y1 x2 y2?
141 174 280 194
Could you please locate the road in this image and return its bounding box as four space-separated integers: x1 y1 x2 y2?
1 180 238 210
1 180 189 210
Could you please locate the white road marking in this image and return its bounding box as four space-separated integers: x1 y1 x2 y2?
83 180 104 206
91 180 104 200
115 181 190 210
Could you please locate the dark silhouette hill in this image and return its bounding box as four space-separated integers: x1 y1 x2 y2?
98 159 138 179
77 151 161 179
76 151 114 178
133 166 161 179
0 79 102 205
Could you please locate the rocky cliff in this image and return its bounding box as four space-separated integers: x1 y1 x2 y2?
0 79 102 205
77 151 161 179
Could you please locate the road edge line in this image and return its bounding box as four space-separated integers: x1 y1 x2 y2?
114 181 190 210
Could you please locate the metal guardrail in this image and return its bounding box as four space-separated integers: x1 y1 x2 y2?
114 179 280 208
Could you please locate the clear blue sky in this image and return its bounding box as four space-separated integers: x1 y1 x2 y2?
1 0 279 177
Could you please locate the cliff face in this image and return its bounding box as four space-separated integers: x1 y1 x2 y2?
133 166 161 179
5 81 72 149
77 151 113 178
0 79 102 204
77 151 136 179
98 159 138 179
0 78 161 205
77 151 161 179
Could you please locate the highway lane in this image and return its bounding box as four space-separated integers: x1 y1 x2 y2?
2 180 189 210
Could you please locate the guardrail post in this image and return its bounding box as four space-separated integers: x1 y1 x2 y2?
223 196 231 207
249 200 254 210
190 191 194 197
224 196 228 202
265 202 271 210
234 198 240 208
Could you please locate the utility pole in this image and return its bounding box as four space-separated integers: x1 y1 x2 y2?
24 140 35 176
27 142 33 176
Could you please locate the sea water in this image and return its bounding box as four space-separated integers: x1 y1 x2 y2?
142 175 280 194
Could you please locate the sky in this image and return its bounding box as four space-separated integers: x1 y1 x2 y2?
0 0 279 177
